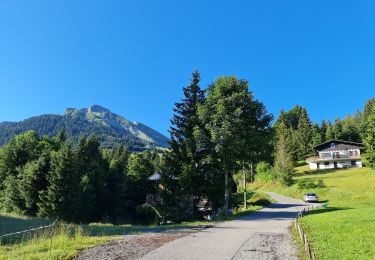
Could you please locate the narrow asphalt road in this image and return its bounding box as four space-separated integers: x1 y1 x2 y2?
141 192 308 260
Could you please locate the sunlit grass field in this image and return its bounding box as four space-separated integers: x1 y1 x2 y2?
250 167 375 259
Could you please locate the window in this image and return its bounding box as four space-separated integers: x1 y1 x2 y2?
351 161 356 166
331 143 336 148
324 162 329 166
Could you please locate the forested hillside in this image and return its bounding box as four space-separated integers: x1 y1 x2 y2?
0 105 169 151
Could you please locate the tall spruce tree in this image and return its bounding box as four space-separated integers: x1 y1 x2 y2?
325 122 334 141
363 110 375 168
166 70 206 217
18 151 51 216
333 118 343 140
275 121 294 186
38 141 80 221
296 109 312 159
310 123 322 148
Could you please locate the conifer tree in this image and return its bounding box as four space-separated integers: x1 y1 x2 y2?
275 121 294 186
18 151 51 216
310 123 322 148
363 113 375 168
296 109 312 159
325 122 334 140
333 118 343 140
166 70 206 217
38 141 79 221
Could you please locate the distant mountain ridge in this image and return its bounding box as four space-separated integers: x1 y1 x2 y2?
0 105 170 151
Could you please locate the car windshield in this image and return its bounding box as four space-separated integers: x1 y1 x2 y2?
306 193 316 196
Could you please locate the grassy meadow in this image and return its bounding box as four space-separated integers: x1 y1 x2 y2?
250 167 375 259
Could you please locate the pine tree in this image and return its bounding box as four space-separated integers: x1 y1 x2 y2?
333 118 343 140
166 70 206 217
275 121 294 186
310 123 322 148
325 122 334 140
296 109 312 159
106 145 129 223
38 141 80 221
364 113 375 168
18 151 51 216
320 120 328 142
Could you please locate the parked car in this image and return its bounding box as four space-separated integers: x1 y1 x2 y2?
303 192 319 203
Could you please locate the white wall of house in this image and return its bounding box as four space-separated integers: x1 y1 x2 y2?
308 160 362 170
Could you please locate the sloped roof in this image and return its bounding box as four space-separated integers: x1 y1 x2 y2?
314 140 364 152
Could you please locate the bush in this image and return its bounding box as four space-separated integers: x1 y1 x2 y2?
255 162 277 182
297 178 325 190
279 170 294 187
135 204 158 225
249 193 271 207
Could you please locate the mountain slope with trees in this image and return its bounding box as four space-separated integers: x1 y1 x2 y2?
0 105 170 151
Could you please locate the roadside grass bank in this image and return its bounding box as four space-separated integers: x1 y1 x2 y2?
0 192 270 259
250 167 375 259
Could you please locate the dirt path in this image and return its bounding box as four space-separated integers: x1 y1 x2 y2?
141 192 306 260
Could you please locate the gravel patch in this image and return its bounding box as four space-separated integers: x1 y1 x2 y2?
74 225 212 260
232 232 298 260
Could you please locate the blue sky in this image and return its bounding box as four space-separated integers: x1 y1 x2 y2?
0 1 374 136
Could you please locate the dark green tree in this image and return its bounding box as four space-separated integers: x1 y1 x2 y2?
333 118 343 140
18 151 51 216
296 109 312 159
363 105 375 168
310 123 322 149
166 71 207 217
275 121 294 186
325 122 334 141
38 141 80 221
199 76 264 214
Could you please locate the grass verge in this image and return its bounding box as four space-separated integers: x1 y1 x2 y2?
250 167 375 259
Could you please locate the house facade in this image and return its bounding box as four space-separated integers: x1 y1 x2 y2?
306 140 364 170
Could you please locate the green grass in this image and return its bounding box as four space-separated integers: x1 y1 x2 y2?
250 167 375 259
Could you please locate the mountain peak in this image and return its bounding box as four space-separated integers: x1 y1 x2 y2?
88 105 111 113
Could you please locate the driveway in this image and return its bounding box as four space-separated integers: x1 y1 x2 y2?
140 192 307 260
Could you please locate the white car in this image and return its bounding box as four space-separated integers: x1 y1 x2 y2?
303 192 319 203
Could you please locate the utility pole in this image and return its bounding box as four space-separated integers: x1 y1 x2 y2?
243 160 247 209
250 162 254 182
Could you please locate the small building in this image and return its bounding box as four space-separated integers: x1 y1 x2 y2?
306 140 364 170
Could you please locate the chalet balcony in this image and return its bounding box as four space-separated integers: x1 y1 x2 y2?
320 154 359 160
306 154 361 163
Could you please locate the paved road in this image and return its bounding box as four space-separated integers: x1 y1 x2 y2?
141 192 308 260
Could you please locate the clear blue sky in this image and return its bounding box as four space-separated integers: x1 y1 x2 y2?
0 1 374 136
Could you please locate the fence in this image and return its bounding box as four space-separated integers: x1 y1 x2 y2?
0 218 59 258
295 205 323 260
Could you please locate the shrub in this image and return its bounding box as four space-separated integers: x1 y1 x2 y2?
255 162 277 182
297 178 325 190
135 204 158 225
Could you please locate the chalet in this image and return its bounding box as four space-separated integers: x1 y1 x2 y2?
306 140 364 170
